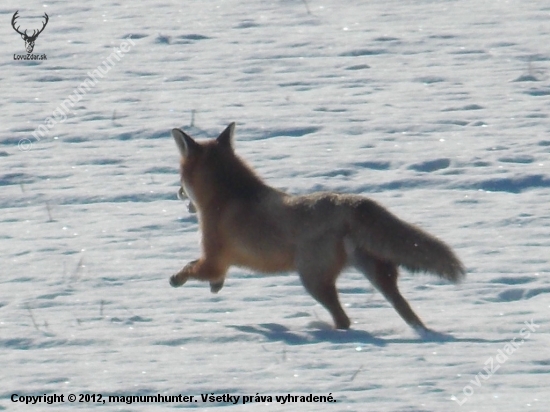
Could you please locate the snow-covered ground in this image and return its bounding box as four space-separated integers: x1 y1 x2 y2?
1 0 549 410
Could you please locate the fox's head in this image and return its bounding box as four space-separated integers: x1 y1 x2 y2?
171 122 266 214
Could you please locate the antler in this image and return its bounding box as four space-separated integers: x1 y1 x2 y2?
11 11 26 36
11 11 49 40
28 13 49 40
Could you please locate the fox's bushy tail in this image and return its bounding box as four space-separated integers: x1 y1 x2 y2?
350 198 465 282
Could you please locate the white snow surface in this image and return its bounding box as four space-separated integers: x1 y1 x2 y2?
1 0 549 411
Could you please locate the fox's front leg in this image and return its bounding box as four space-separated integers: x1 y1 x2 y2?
169 259 198 287
209 279 224 294
170 258 226 293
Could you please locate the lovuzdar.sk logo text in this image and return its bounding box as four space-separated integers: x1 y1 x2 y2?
12 10 48 60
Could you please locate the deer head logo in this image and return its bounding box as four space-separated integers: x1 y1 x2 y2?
11 10 49 54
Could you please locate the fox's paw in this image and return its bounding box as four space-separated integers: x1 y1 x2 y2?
334 314 351 330
210 279 224 294
170 274 188 287
170 259 199 287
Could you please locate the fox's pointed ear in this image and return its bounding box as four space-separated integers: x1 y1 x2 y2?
172 128 199 157
216 122 235 149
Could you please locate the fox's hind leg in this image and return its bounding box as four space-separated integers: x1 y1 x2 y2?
353 250 429 332
298 271 350 330
295 239 350 330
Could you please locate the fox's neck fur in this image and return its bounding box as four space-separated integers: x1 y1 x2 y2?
211 146 269 200
183 140 272 213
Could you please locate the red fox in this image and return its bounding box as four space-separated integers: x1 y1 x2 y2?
170 123 465 335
